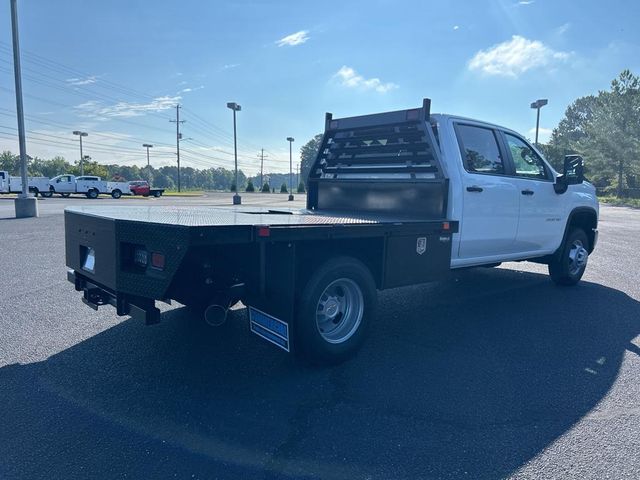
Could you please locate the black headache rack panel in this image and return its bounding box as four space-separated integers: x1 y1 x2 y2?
307 98 448 219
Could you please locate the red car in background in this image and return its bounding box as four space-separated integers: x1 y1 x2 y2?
128 180 165 198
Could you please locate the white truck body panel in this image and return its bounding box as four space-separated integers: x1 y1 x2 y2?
75 176 106 193
106 181 132 195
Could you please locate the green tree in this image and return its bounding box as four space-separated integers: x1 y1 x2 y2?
545 70 640 197
246 179 255 192
280 183 288 193
0 151 19 173
73 159 108 178
580 70 640 197
261 182 270 192
300 133 323 182
297 181 305 193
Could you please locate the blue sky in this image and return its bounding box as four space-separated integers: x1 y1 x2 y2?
1 0 638 174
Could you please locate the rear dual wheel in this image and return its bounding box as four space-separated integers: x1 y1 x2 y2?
295 257 377 365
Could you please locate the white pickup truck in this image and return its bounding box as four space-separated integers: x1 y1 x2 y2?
49 174 131 199
0 170 51 197
65 99 598 364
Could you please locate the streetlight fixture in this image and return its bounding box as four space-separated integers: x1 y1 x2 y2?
287 137 295 201
227 102 242 205
143 143 153 183
530 99 548 147
73 130 88 175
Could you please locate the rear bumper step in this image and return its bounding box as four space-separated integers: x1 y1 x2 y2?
68 269 161 325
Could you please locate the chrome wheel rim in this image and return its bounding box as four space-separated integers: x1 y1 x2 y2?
315 278 364 344
568 239 588 276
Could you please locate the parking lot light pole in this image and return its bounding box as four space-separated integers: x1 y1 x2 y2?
73 130 88 175
143 143 153 183
287 137 295 201
227 102 242 205
10 0 37 218
530 99 548 147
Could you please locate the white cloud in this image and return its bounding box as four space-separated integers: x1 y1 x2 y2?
333 66 398 93
178 85 204 94
276 30 309 47
221 63 240 70
453 25 460 30
528 127 553 142
468 35 570 77
517 1 535 5
556 22 571 35
67 76 97 86
74 95 181 119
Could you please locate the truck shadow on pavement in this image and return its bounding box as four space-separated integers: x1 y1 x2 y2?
1 268 639 479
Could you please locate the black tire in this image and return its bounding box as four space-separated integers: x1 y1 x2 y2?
40 191 53 198
295 256 377 365
111 189 122 199
86 189 99 199
153 191 161 198
32 188 39 197
548 228 590 286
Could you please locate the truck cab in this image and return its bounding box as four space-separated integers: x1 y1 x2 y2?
430 114 598 270
50 174 76 194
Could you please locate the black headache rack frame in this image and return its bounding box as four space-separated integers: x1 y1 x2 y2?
307 98 448 219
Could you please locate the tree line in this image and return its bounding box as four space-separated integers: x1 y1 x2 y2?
540 70 640 198
0 150 305 192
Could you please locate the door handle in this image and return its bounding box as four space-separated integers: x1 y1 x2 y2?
521 189 534 196
466 186 483 192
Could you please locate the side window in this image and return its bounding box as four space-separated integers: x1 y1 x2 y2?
456 124 504 175
504 133 548 180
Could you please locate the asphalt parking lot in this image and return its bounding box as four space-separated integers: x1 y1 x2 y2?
0 194 639 480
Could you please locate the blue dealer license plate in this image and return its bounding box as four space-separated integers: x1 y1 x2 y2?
249 307 290 352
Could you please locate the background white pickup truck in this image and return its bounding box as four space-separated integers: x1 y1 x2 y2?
49 174 131 199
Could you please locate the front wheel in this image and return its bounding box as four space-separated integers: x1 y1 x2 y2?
86 189 99 199
153 191 161 198
40 190 53 198
548 228 589 286
295 256 377 365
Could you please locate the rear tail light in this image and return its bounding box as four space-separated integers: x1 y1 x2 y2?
151 252 165 270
